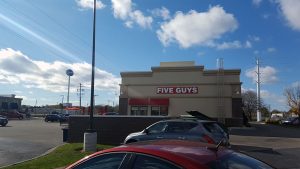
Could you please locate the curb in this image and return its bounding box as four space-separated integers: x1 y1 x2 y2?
0 143 65 169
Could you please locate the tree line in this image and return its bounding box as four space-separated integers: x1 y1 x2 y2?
242 83 300 121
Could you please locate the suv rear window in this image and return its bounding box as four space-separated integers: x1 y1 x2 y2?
203 122 224 134
165 122 198 133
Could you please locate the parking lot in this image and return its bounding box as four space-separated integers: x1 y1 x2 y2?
0 119 299 169
230 123 300 169
0 118 63 167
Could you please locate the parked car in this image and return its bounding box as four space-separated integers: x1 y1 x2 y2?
186 110 229 138
0 110 23 120
280 117 300 125
103 112 119 115
59 114 70 123
44 114 62 122
66 139 274 169
124 118 229 146
0 115 8 126
19 111 31 119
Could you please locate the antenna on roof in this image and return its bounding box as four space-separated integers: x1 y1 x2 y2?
207 138 226 155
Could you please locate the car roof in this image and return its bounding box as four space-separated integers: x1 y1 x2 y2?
70 140 232 169
161 118 216 123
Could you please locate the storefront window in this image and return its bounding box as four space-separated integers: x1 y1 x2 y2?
151 106 159 116
151 106 168 116
131 106 148 116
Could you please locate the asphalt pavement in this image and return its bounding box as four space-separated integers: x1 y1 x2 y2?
230 122 300 169
1 119 300 169
0 118 63 167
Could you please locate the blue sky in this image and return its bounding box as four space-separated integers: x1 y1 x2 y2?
0 0 299 111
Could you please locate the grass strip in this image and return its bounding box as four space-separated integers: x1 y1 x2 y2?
4 143 113 169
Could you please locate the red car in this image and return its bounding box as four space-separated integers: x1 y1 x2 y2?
66 140 274 169
0 110 23 120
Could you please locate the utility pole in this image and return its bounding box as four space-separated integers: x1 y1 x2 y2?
79 83 82 114
256 57 261 121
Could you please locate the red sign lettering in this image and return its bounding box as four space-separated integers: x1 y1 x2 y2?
157 87 198 94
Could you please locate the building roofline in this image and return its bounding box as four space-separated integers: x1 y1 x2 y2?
203 69 241 75
121 71 153 77
151 66 204 72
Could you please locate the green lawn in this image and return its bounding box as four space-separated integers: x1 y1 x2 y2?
4 143 113 169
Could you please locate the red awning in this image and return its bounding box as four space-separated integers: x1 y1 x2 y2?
149 98 169 105
65 107 81 110
129 98 149 105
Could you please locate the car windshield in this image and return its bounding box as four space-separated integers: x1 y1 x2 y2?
208 152 274 169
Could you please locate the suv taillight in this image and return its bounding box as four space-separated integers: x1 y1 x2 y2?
203 135 215 144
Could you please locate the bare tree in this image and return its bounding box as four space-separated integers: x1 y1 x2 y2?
242 90 257 121
284 84 300 117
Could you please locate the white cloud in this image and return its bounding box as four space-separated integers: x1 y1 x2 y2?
76 0 106 10
245 41 252 48
14 90 22 94
111 0 131 19
111 0 152 29
246 65 279 84
261 89 287 110
197 52 205 57
262 14 270 19
253 0 263 7
151 7 171 20
249 35 261 41
156 6 238 48
206 40 251 50
131 10 153 28
215 41 242 50
267 47 276 52
278 0 300 31
0 48 120 93
292 81 300 87
125 21 133 28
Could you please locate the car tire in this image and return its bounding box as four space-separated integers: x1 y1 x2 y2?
19 116 23 120
45 119 48 122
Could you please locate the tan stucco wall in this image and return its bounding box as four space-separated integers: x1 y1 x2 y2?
121 71 240 85
120 63 241 119
169 97 232 118
124 85 234 98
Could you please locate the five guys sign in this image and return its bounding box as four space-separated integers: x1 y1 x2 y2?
157 87 198 94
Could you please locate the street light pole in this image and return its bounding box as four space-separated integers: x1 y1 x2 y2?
84 0 97 152
60 95 64 114
67 75 70 103
89 0 96 131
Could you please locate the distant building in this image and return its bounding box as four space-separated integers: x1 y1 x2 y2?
0 94 22 111
119 61 243 126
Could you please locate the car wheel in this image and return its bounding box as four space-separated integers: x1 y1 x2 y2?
45 119 48 122
19 116 23 120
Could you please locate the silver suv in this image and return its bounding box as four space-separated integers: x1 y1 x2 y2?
124 118 229 146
